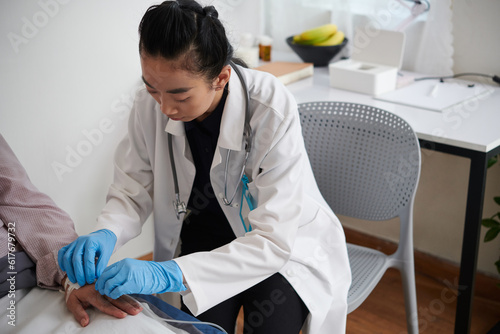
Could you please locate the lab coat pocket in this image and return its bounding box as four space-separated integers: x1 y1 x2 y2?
291 208 348 281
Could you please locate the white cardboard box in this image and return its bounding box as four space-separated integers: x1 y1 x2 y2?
329 29 405 96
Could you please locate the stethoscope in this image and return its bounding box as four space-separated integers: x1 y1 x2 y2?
168 61 253 231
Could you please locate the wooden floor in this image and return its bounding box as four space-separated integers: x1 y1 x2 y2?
139 227 500 333
343 227 500 334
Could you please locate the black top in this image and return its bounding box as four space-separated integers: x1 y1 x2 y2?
180 87 236 256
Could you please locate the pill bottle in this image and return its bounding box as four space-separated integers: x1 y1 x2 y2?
258 35 273 62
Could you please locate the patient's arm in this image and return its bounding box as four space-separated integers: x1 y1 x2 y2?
63 276 143 327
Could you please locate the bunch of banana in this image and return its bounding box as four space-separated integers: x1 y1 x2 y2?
293 24 345 46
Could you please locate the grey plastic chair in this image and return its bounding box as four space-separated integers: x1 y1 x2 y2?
298 101 421 334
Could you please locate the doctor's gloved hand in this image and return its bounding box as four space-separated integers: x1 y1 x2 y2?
95 259 186 299
58 229 117 286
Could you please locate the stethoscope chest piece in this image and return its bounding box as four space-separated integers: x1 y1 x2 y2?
173 195 187 219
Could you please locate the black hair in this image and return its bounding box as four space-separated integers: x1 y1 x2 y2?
139 0 246 82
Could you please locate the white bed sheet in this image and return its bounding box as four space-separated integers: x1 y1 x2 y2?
1 287 188 334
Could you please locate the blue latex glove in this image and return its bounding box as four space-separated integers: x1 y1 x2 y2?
58 229 117 286
95 259 186 300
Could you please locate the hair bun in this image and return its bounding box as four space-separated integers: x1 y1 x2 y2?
203 5 218 19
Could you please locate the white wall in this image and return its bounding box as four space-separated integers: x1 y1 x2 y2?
452 0 500 76
335 0 500 278
2 0 498 277
261 0 500 278
0 0 263 264
0 0 155 263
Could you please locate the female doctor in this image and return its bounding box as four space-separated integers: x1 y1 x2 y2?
58 1 351 333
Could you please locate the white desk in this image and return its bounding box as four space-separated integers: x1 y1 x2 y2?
285 65 500 334
287 67 500 152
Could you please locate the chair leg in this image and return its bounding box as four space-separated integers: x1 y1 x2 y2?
401 265 419 334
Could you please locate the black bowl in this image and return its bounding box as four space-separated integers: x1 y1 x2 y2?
286 36 348 67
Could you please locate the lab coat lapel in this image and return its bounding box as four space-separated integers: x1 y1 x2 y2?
212 65 248 182
164 118 195 217
211 64 248 186
165 118 185 137
164 118 192 162
210 66 249 236
217 65 247 153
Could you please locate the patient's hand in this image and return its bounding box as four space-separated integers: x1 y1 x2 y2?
63 276 143 327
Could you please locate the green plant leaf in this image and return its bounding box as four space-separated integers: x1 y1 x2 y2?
488 155 498 168
484 228 500 242
482 218 500 228
494 196 500 206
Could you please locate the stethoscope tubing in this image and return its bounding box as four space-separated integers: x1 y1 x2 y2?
170 61 252 217
222 149 249 206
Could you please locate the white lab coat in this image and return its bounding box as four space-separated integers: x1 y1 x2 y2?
94 65 351 333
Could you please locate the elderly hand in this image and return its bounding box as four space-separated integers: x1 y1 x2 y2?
63 276 143 327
